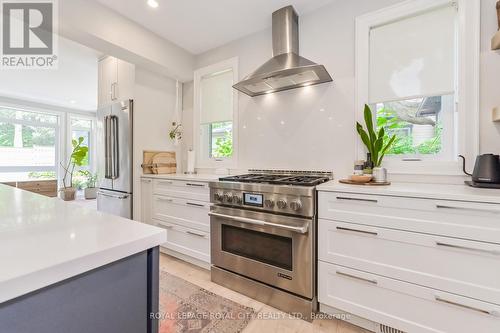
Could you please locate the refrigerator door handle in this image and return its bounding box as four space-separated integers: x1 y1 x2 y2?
97 191 129 200
104 116 111 179
111 115 119 179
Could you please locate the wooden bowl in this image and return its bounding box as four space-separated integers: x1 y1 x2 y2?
349 175 373 183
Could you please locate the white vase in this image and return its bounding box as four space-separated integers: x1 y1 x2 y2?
372 167 388 183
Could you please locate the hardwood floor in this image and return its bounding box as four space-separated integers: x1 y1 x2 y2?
159 254 371 333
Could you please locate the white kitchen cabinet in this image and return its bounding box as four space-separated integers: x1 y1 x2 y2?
152 195 210 232
141 177 211 268
319 262 500 333
317 186 500 333
319 219 500 305
318 191 500 244
153 179 210 202
140 177 153 224
98 56 135 107
154 219 210 264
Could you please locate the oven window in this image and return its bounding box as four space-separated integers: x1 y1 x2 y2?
221 225 293 271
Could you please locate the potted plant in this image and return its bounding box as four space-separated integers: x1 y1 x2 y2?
79 170 98 199
169 122 182 146
356 104 396 182
59 137 89 201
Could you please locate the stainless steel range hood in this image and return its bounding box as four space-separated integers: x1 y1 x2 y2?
233 6 332 97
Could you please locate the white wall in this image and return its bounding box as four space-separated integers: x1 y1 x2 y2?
192 0 500 177
60 0 195 82
194 0 402 177
133 67 179 219
480 0 500 154
0 37 98 111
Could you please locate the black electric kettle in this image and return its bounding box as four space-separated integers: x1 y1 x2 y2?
459 154 500 188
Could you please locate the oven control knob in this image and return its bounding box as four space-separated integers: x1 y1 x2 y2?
224 193 233 203
277 199 287 209
264 199 275 208
233 195 242 204
214 192 223 201
290 200 303 211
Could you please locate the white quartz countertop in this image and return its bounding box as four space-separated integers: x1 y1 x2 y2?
317 181 500 204
141 173 221 182
0 185 166 303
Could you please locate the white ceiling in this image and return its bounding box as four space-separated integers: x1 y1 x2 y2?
94 0 335 55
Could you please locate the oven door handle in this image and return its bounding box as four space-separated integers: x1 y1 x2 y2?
208 212 309 234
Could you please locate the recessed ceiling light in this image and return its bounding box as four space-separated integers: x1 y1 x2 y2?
147 0 159 8
69 100 76 104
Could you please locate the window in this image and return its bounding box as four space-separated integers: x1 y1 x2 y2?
194 58 238 167
69 116 93 167
356 0 480 174
0 106 59 180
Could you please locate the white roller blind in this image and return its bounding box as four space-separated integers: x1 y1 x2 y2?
369 5 456 103
200 69 233 124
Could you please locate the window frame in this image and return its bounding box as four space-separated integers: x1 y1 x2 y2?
355 0 480 175
67 113 97 172
193 57 239 168
0 104 61 175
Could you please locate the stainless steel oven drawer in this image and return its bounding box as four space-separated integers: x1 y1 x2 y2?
209 206 314 299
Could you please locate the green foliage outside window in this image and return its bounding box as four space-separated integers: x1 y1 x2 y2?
376 107 442 156
213 131 233 158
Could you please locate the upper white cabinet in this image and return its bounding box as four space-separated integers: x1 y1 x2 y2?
98 56 135 107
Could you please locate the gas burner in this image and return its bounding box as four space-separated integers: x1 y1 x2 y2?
219 171 332 187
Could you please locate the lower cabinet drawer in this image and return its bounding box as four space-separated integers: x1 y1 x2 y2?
318 191 500 244
318 262 500 333
319 219 500 305
153 179 209 202
152 195 210 232
154 219 210 263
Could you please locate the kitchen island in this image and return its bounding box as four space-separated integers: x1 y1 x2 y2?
0 184 166 333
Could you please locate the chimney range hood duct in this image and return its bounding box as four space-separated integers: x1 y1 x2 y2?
233 6 332 97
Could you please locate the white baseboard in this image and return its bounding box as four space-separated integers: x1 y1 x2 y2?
320 303 379 332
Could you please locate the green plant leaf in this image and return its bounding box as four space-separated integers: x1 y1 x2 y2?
377 135 397 166
378 126 384 140
363 104 376 150
356 122 372 154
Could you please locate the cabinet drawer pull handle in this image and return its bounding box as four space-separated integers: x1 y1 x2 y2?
435 204 500 214
186 183 205 187
336 226 378 236
434 296 497 316
336 271 377 285
186 202 205 208
186 230 206 238
158 181 173 185
141 179 152 183
156 197 173 203
435 242 500 255
336 196 378 203
157 222 173 229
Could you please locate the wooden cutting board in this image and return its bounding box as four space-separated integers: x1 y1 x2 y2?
142 151 176 174
339 179 391 186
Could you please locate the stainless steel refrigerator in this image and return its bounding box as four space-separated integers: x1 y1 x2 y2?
96 100 133 219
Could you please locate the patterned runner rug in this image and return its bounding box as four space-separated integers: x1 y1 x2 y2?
159 271 255 333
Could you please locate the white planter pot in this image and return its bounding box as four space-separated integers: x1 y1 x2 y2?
84 187 97 199
372 167 388 183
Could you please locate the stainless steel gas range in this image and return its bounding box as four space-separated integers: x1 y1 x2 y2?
209 170 332 320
